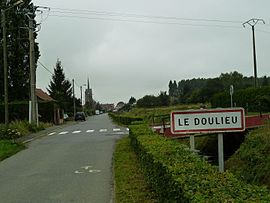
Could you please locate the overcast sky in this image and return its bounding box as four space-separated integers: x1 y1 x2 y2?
32 0 270 105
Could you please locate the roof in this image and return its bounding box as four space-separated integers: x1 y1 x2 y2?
35 89 54 102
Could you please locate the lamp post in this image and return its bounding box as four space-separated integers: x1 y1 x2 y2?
1 0 24 126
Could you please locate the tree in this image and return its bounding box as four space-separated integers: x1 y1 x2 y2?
0 0 40 101
47 59 73 112
128 96 136 105
158 91 170 106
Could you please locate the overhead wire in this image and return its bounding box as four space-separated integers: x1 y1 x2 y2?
48 14 242 30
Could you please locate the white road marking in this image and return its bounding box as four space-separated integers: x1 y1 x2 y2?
59 131 68 135
48 132 56 136
74 170 84 174
99 129 107 132
89 169 101 173
81 166 92 170
113 128 121 132
112 132 126 135
72 130 81 134
86 130 95 133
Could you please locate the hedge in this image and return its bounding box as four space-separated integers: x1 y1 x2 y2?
129 124 270 202
109 113 143 125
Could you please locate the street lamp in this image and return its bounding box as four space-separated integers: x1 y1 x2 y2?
1 0 24 126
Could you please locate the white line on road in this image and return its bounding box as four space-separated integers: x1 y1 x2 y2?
72 130 81 134
48 132 56 136
112 132 126 135
113 128 121 132
99 129 108 132
74 170 84 174
86 130 95 133
59 131 68 135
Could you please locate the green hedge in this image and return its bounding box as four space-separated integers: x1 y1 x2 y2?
109 113 143 125
129 124 270 202
211 86 270 112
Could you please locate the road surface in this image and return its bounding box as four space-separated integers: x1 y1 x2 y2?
0 114 128 203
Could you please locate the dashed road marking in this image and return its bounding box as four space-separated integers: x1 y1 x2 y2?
112 132 126 135
59 131 68 135
48 132 56 136
72 130 81 134
99 129 107 132
86 130 95 133
113 128 121 132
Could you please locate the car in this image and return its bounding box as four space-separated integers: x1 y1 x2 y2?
74 112 86 121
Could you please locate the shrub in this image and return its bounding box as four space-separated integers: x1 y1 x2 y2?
129 124 270 202
109 113 143 125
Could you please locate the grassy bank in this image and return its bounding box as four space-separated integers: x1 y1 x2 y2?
0 140 25 161
114 137 157 203
226 123 270 188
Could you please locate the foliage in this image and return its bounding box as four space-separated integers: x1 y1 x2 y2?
0 120 49 140
0 0 40 102
211 86 270 112
47 59 73 112
136 91 170 108
112 103 202 125
114 137 157 203
0 101 55 123
0 140 25 161
129 123 270 202
168 71 270 105
226 123 270 188
109 113 143 125
128 96 136 105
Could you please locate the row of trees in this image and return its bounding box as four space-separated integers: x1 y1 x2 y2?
133 71 269 109
168 71 270 104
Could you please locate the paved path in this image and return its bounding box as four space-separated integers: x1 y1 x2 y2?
0 114 127 203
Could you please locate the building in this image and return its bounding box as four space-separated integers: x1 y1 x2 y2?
85 78 94 110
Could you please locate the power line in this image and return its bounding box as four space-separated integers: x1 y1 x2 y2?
38 61 53 75
48 14 242 30
47 7 242 24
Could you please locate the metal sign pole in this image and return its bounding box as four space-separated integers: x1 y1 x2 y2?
218 133 224 172
190 135 195 151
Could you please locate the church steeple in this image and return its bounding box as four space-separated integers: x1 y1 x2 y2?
87 77 90 90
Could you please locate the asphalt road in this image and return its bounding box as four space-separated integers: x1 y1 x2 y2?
0 113 128 203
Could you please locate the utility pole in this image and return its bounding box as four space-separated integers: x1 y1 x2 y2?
28 7 38 125
1 9 9 126
243 18 265 88
73 79 76 116
80 86 82 107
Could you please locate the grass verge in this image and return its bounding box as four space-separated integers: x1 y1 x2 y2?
114 136 157 203
0 140 25 161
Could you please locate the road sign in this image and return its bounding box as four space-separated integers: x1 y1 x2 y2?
171 108 245 134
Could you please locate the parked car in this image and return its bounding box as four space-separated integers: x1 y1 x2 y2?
75 112 86 121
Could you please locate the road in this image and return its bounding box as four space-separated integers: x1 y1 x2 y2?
0 114 128 203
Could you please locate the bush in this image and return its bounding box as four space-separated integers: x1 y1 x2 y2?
129 124 270 202
0 127 22 140
109 113 143 125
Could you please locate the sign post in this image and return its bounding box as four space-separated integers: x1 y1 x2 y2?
230 85 234 107
218 133 224 172
171 108 245 172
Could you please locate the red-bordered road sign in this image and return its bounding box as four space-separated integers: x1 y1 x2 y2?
171 108 245 135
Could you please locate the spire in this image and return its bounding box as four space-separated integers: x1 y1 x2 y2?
87 77 90 89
